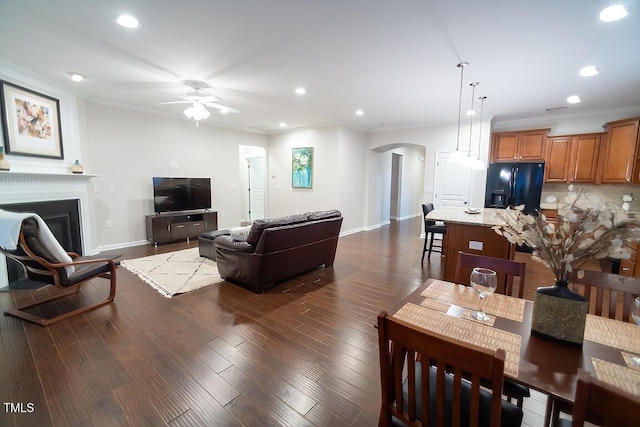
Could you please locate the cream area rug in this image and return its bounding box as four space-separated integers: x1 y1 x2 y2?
121 248 223 297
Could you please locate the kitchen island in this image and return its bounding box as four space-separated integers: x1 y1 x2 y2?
426 207 514 288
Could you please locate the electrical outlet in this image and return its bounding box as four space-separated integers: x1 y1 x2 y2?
105 220 112 228
108 184 116 193
93 184 101 193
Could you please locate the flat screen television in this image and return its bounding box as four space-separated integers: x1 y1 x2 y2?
153 177 211 213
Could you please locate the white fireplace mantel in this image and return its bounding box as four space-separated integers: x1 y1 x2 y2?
0 171 99 255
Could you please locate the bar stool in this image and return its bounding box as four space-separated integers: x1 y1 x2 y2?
421 203 446 266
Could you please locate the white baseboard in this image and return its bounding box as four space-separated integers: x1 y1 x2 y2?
95 239 148 253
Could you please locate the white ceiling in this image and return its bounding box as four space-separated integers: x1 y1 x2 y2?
1 0 639 133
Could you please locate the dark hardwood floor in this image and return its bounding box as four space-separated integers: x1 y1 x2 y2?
1 217 568 426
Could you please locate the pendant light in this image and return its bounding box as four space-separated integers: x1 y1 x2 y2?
463 81 479 167
450 62 468 163
472 96 488 170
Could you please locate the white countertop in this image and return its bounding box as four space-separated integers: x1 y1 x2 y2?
426 207 507 227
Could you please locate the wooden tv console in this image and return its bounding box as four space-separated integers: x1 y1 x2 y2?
145 211 218 246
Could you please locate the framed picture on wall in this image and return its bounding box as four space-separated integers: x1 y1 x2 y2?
0 80 64 159
292 147 313 188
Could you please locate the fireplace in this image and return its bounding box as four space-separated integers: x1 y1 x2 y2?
0 171 96 287
1 199 82 255
0 171 96 255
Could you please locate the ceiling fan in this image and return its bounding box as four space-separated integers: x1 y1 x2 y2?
159 80 239 126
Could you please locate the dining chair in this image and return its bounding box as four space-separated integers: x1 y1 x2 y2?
0 215 118 326
454 251 527 299
377 310 523 427
454 251 530 410
555 369 640 427
421 203 447 266
545 269 640 426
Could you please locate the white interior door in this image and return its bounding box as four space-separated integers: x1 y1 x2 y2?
247 156 265 221
434 151 471 207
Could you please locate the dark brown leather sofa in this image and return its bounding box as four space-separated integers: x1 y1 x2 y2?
210 210 342 293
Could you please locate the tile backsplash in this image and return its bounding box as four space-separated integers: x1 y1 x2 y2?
541 183 640 212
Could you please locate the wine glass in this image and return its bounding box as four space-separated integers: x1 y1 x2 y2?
632 296 640 366
470 268 498 321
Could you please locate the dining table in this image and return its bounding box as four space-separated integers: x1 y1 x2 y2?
388 278 640 410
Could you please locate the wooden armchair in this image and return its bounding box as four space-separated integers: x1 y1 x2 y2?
377 311 522 427
546 269 640 426
1 216 118 326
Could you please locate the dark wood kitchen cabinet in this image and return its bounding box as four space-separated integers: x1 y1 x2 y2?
545 133 601 183
490 129 549 162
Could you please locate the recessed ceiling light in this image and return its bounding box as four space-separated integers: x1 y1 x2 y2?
68 72 84 82
116 14 140 28
355 110 364 116
567 95 581 104
599 5 629 22
295 87 306 95
279 122 287 127
579 66 599 77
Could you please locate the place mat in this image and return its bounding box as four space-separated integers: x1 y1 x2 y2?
621 352 640 371
393 302 520 377
584 315 640 355
419 298 451 313
592 358 640 396
420 280 525 322
419 297 496 326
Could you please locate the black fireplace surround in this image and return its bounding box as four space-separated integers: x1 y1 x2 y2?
1 199 82 255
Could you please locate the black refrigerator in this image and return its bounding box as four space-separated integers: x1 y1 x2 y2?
484 162 545 215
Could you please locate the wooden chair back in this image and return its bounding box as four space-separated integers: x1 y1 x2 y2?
571 369 640 427
377 311 506 427
568 269 640 322
454 251 527 298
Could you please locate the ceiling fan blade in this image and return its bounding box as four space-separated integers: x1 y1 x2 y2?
202 102 240 114
157 100 191 105
192 95 222 103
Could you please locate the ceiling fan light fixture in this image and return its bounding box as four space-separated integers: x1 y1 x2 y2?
184 103 210 121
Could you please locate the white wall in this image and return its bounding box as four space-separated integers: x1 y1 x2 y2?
337 127 368 232
369 120 491 214
266 125 370 234
86 102 267 250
